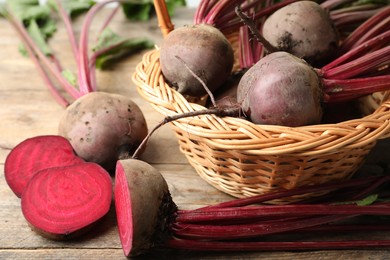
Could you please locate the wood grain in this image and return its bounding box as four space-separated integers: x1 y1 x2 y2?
0 6 389 259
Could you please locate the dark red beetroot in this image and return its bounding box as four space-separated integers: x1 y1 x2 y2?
237 51 323 126
114 159 177 257
21 162 112 240
160 24 234 97
58 92 148 171
262 1 339 66
4 135 84 197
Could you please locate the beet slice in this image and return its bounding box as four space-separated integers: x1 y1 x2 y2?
114 159 177 257
5 135 84 197
21 162 112 240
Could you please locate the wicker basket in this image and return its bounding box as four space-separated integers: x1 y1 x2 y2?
132 1 390 200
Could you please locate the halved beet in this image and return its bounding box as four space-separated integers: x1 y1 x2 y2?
21 162 112 240
114 159 177 257
4 135 84 197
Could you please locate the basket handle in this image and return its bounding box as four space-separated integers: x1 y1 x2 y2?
153 0 175 37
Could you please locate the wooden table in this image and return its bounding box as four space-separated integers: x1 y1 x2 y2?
0 6 389 259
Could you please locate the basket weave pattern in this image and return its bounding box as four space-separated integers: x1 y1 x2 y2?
133 48 390 199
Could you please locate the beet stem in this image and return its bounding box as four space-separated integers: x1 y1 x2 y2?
96 3 121 39
212 0 265 29
324 75 390 102
54 0 79 62
165 237 390 251
320 0 356 10
331 7 384 28
172 215 351 239
204 0 242 25
5 15 69 107
5 9 80 102
218 0 297 32
321 30 390 72
78 1 109 94
195 175 390 210
235 5 278 53
194 0 210 24
322 46 390 80
339 6 390 53
292 223 390 234
177 203 390 223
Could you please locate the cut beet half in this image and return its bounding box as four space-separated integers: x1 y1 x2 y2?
21 162 112 240
5 135 84 197
114 159 177 257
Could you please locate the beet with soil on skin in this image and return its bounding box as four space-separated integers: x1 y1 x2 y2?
237 51 323 126
160 24 235 97
4 135 84 197
21 162 112 240
262 0 339 66
58 92 148 171
114 159 177 257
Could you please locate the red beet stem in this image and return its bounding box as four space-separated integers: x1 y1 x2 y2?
291 223 390 234
78 0 120 94
194 0 212 24
203 0 245 25
321 30 390 72
238 25 262 68
172 215 350 239
4 0 123 106
323 75 390 102
211 0 266 28
218 0 298 32
195 175 390 210
321 46 390 80
5 17 68 107
5 10 81 103
165 237 390 251
320 0 355 10
176 203 390 223
339 6 390 53
54 0 79 62
330 6 385 28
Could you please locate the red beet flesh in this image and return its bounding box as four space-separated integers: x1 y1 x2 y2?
114 159 177 257
4 135 84 197
21 162 112 239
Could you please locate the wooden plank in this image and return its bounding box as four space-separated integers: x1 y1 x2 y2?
0 5 389 259
1 248 390 260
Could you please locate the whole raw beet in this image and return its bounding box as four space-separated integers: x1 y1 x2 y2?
160 24 234 97
58 92 148 171
262 1 338 66
237 52 323 126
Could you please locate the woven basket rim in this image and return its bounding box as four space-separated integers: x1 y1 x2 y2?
133 48 390 156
